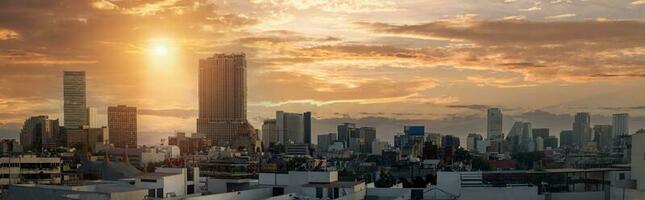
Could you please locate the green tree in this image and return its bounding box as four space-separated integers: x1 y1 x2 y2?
375 170 397 188
471 156 494 171
287 157 311 170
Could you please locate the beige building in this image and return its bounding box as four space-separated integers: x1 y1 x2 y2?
197 53 256 147
108 105 137 148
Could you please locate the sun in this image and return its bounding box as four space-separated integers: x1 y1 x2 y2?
150 42 169 56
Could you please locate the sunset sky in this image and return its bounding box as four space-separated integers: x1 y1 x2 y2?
1 0 644 144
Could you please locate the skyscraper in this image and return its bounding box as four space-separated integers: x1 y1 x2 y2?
63 71 87 128
506 121 533 152
487 108 503 140
304 112 312 144
261 119 277 148
337 123 356 145
573 112 592 149
20 115 60 151
466 133 483 152
86 107 97 128
276 111 305 144
197 53 251 146
560 130 574 147
108 105 137 148
594 125 613 152
612 113 629 137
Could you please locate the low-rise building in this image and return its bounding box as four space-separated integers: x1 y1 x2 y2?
0 155 61 186
134 167 200 199
258 170 365 199
4 182 148 200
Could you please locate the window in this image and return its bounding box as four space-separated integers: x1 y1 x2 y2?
619 173 625 180
157 188 164 198
188 185 195 194
141 179 157 183
316 187 323 198
148 189 155 198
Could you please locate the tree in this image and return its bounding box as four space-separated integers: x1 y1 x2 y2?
268 143 285 154
365 155 382 164
454 148 471 162
471 156 494 171
375 170 397 188
287 157 311 170
511 152 544 169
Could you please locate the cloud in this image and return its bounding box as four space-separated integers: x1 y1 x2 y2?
356 19 645 82
0 28 19 40
446 104 490 110
250 0 401 13
250 93 459 107
632 0 645 5
545 13 577 19
138 108 197 119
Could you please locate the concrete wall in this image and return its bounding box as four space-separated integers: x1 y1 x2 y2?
459 187 540 200
366 188 410 199
259 173 290 186
632 133 645 190
185 188 273 200
308 171 338 183
437 171 465 195
550 191 603 200
287 171 308 193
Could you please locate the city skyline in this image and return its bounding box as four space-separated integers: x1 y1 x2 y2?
1 0 644 145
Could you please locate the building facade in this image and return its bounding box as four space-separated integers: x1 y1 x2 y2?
197 53 254 147
63 71 87 128
20 115 60 151
612 113 629 137
108 105 137 148
573 112 592 149
487 108 503 141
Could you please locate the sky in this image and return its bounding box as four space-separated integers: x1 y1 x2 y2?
0 0 644 144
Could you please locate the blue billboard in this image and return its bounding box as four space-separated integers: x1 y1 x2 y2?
404 126 425 136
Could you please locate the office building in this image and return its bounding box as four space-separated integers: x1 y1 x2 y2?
317 133 336 152
86 107 97 128
337 123 356 145
544 136 558 149
197 53 254 146
63 71 87 128
0 139 21 154
168 132 209 155
594 125 613 153
506 121 533 152
261 119 278 148
371 139 389 155
487 108 503 141
466 133 483 152
442 135 460 149
108 105 137 148
573 112 592 149
532 128 549 140
357 127 376 153
612 113 629 137
63 126 109 153
276 111 305 144
304 112 311 144
19 115 60 151
560 130 574 147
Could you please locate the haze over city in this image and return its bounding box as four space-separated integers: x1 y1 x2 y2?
1 0 644 145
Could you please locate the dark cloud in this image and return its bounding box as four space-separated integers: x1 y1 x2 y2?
446 104 490 110
356 20 645 46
